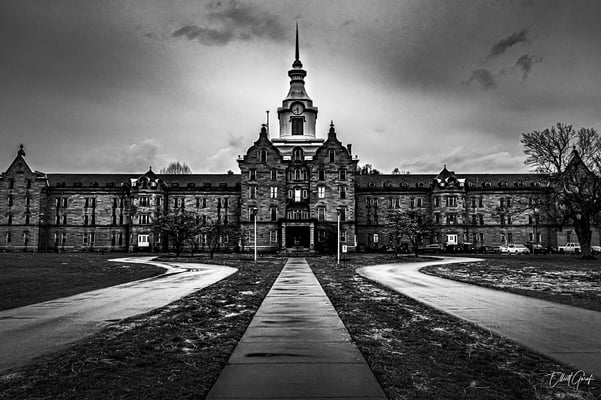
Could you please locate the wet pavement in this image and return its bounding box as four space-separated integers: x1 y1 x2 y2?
358 257 601 377
0 257 237 372
206 257 387 399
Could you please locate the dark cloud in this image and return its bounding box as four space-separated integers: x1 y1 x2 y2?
172 0 287 46
487 29 530 60
514 53 543 81
466 68 497 90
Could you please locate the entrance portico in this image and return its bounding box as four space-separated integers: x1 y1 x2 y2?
281 221 314 252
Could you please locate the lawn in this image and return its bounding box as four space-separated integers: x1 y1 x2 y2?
310 254 600 400
0 253 166 311
0 255 285 400
421 254 601 312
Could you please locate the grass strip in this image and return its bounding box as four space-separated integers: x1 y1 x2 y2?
0 255 284 400
310 255 601 400
0 253 165 310
421 256 601 312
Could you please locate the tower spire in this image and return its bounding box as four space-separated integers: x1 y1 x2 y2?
292 21 302 68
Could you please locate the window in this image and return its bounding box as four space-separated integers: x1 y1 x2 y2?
291 117 303 135
294 188 301 202
500 215 505 226
479 215 484 225
63 214 68 225
249 186 256 199
270 230 278 243
7 215 12 225
479 197 483 207
139 196 149 206
417 198 422 208
446 214 457 225
339 169 346 180
140 214 150 225
340 230 347 242
318 207 325 221
434 197 440 207
25 196 31 206
507 215 512 225
6 231 11 244
224 198 228 208
318 186 325 199
499 198 505 209
410 198 415 208
302 189 308 199
23 232 29 246
202 198 207 208
249 169 256 181
8 196 13 207
373 234 379 244
508 233 513 243
270 207 277 222
217 198 222 208
83 215 89 225
471 214 477 225
294 168 302 180
339 186 347 199
446 196 457 207
8 179 14 189
329 149 335 163
471 198 477 208
259 149 267 163
435 214 440 224
271 170 277 180
318 229 327 243
506 198 512 208
339 208 346 221
318 170 325 181
293 148 303 161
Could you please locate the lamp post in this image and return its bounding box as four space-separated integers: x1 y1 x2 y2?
337 208 341 265
252 207 258 263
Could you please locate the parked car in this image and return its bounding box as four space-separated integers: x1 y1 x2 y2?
590 245 601 255
478 245 500 254
500 243 530 255
460 242 477 253
526 242 548 254
558 242 581 254
419 243 444 254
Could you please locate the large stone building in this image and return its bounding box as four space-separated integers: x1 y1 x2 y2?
1 34 597 253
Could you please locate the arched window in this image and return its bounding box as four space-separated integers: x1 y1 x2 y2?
294 168 302 181
259 149 267 163
329 149 335 162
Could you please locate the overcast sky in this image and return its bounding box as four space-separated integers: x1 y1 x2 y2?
2 0 600 174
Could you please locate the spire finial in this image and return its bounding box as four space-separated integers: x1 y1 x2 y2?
18 144 25 157
295 21 299 62
292 22 302 68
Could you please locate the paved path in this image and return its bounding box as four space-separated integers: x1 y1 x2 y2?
358 257 601 377
206 257 386 400
0 257 237 372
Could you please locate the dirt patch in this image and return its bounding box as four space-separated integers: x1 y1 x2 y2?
0 256 284 400
310 254 600 400
421 255 601 312
0 253 166 311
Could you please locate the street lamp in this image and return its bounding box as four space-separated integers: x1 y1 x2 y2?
337 208 341 265
251 207 258 263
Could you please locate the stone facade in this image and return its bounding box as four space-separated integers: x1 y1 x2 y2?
1 37 598 253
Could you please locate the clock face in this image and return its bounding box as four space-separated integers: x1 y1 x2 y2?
291 103 304 115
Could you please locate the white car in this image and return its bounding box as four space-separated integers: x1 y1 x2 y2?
591 245 601 255
501 243 530 255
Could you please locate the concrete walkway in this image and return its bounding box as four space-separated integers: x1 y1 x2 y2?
0 257 236 372
206 257 387 399
358 257 601 377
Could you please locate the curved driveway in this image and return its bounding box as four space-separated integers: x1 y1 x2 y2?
357 257 601 377
0 257 237 372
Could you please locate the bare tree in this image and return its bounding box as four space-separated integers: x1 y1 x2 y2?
521 123 601 258
384 209 436 257
201 216 234 259
159 161 192 174
152 210 201 256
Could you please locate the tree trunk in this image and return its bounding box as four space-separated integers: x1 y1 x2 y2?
575 221 593 258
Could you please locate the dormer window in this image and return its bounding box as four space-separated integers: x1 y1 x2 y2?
291 117 304 135
259 149 267 163
329 149 335 163
293 148 303 161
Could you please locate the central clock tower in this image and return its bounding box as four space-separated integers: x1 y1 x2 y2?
275 24 318 140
